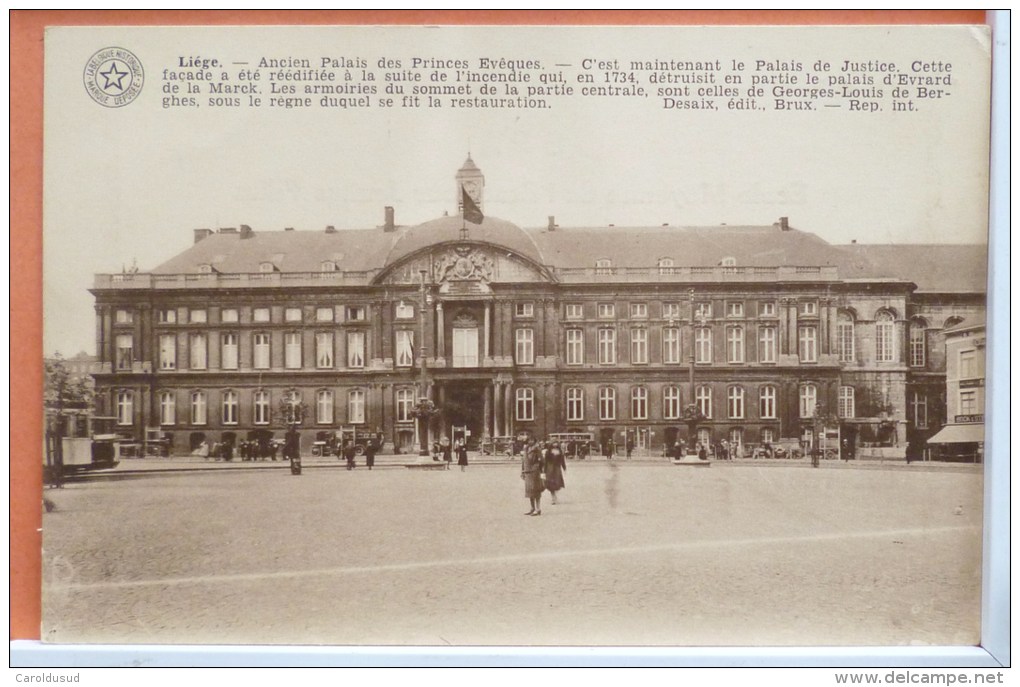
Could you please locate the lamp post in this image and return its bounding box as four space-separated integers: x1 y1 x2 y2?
417 269 434 456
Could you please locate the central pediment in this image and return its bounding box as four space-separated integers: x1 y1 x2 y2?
376 241 551 286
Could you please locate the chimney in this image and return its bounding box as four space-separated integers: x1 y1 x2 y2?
547 216 556 231
240 224 254 239
325 225 337 234
219 226 237 234
284 227 294 232
384 206 396 232
851 239 857 244
193 228 213 244
779 216 790 231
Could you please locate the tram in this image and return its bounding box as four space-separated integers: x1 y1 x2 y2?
44 407 121 479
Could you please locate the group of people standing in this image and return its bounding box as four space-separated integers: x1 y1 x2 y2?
520 440 567 516
335 438 379 470
431 437 470 471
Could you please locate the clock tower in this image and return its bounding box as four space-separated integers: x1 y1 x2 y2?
455 154 484 214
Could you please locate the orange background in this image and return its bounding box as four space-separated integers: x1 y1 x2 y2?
10 10 987 642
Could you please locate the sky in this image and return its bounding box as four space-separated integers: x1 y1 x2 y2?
42 24 992 356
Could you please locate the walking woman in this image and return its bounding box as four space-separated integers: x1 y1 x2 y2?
455 439 469 471
544 441 567 504
521 442 545 516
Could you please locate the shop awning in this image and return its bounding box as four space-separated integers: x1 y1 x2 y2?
927 424 985 444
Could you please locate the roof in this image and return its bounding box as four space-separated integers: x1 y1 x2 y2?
151 219 987 293
944 315 986 335
838 244 988 293
927 423 985 444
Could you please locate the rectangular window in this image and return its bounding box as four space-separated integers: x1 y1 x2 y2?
316 307 334 322
760 386 777 419
566 329 584 365
761 428 775 445
347 306 366 321
349 331 367 368
631 387 648 420
285 332 302 369
598 328 616 365
348 390 366 424
727 326 744 363
394 330 412 368
630 303 648 319
598 303 615 319
876 316 895 363
253 308 270 323
800 301 817 316
959 350 976 378
630 328 648 364
316 332 334 368
221 308 239 323
911 392 927 428
157 309 176 324
696 386 712 419
115 334 134 370
566 388 584 421
663 327 681 364
727 302 744 318
565 304 584 320
727 387 745 419
253 391 270 425
221 333 239 370
839 386 856 419
396 389 415 423
222 391 238 425
836 320 855 362
760 301 776 317
317 390 334 424
695 327 712 364
695 302 712 319
115 309 133 324
190 309 207 324
959 390 977 415
452 328 479 367
599 387 616 421
663 386 681 420
799 326 818 363
159 334 176 370
159 392 175 425
285 307 302 322
116 391 133 426
189 333 207 370
759 327 777 364
662 302 681 319
253 333 270 369
515 328 534 365
191 392 207 425
516 388 534 421
910 327 926 367
799 385 817 418
515 303 534 318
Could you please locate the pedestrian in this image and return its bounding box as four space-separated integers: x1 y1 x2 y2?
441 436 452 470
456 438 469 471
521 442 544 516
544 441 566 504
698 443 707 461
431 440 441 462
606 438 616 460
365 437 377 470
285 428 301 475
343 440 356 470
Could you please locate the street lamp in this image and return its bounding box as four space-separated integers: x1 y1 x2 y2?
417 269 435 456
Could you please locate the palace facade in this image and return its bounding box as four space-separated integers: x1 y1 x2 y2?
90 157 987 457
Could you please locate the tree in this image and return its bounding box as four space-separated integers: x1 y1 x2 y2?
409 398 439 456
44 352 93 409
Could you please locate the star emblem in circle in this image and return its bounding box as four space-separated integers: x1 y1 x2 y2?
100 61 129 91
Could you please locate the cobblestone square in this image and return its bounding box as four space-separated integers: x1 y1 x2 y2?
41 461 983 647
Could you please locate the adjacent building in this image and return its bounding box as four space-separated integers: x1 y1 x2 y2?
927 317 986 462
89 158 987 457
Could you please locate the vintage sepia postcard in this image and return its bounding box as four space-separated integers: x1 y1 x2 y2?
23 17 1005 665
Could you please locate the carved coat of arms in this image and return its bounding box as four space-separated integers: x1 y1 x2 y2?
433 246 494 283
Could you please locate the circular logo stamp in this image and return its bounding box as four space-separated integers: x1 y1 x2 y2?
83 47 144 107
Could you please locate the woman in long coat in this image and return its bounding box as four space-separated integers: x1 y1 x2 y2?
455 439 469 471
521 443 545 516
543 441 567 504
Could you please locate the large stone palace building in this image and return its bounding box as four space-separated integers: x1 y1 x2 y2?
90 157 987 457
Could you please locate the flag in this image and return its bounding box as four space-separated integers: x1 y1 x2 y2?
461 185 484 225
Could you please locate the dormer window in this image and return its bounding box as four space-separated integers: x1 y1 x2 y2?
658 257 675 274
720 256 737 267
198 264 214 274
259 262 276 273
595 258 613 275
321 261 338 272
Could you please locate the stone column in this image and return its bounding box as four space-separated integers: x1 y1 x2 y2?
504 382 514 436
436 302 445 358
493 381 503 436
484 302 491 358
483 383 492 438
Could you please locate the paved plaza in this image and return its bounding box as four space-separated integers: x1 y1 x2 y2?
41 460 983 647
